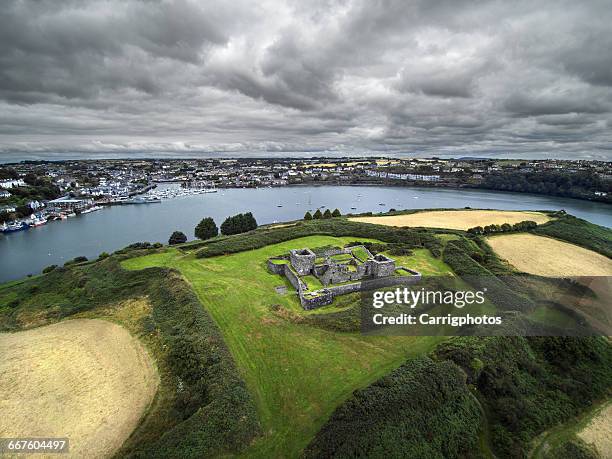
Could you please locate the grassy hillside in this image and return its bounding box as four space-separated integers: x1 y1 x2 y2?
534 215 612 258
122 235 447 457
434 336 612 458
310 335 612 459
304 357 482 458
0 257 260 458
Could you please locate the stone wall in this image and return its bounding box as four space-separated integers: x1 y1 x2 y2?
290 249 316 275
316 263 363 286
300 290 334 309
267 258 287 275
367 254 396 278
284 265 306 292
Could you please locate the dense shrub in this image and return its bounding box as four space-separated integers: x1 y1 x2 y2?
304 211 312 220
168 231 187 245
424 238 443 257
545 438 598 459
194 217 218 240
64 256 88 266
387 243 413 256
42 264 57 274
434 336 612 458
220 212 257 235
467 220 538 235
304 357 482 458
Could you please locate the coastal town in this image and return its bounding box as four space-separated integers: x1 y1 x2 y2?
1 157 610 233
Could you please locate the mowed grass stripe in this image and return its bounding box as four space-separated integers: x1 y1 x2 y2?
122 235 447 457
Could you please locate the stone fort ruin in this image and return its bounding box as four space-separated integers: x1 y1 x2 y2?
268 245 421 309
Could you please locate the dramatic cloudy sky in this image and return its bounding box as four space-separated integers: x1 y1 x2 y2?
1 0 611 160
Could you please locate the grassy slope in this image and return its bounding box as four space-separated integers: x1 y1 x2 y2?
0 259 261 458
530 400 610 459
390 248 454 276
122 235 448 457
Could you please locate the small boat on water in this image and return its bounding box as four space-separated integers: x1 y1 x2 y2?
29 216 47 227
80 205 103 214
350 207 357 210
125 197 162 204
379 203 386 206
1 221 29 233
277 205 283 207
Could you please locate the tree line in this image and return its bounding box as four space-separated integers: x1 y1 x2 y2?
169 212 259 245
467 220 538 235
304 208 341 220
478 170 610 201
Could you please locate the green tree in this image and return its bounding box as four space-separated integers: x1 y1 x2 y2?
169 231 187 245
304 211 313 220
331 208 341 217
313 209 323 219
323 209 332 219
220 212 258 235
15 204 32 218
195 217 218 240
244 212 258 231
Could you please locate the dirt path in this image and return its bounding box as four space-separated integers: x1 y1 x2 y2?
0 319 159 458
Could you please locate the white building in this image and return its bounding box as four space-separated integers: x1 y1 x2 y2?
0 179 26 189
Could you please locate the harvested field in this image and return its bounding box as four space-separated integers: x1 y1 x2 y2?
487 233 612 276
0 319 158 458
349 210 551 230
578 403 612 458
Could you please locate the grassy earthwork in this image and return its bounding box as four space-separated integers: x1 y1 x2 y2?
122 235 450 457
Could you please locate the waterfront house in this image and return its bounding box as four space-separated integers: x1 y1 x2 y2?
48 196 93 212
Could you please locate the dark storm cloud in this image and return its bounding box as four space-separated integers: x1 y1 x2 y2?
0 0 611 159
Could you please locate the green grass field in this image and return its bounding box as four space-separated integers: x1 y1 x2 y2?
389 248 455 276
122 235 449 457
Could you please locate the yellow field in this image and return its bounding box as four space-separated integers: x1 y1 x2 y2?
578 403 612 458
0 319 159 458
349 210 551 230
487 234 612 276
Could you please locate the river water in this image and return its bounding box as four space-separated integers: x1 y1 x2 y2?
1 185 610 283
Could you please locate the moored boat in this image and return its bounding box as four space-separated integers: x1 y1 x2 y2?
0 221 30 233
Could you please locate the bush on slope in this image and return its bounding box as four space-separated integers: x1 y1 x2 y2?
433 336 612 458
304 357 482 459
